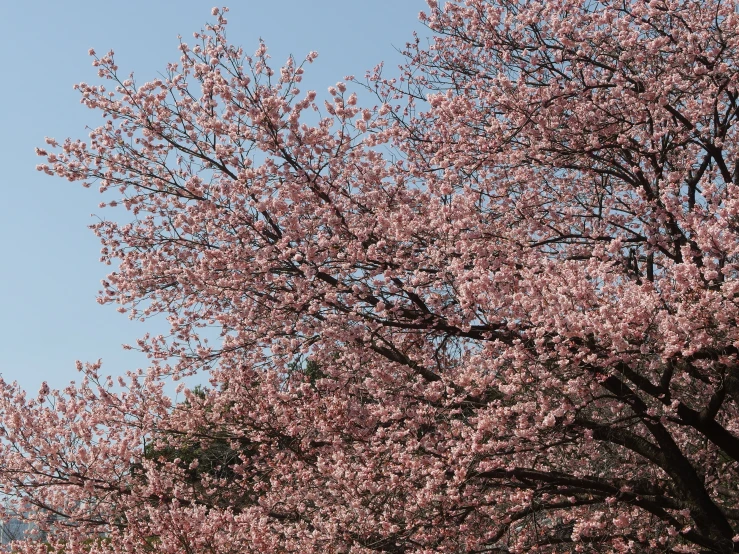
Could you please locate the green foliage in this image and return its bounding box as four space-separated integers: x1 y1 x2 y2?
143 436 243 483
288 358 325 387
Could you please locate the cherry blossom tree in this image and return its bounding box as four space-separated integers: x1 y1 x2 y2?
6 0 739 551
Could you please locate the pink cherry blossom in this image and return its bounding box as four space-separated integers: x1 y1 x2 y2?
3 1 739 552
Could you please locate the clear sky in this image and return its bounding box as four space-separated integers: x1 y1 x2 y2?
0 1 428 392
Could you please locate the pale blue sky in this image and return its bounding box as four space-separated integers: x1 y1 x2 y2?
0 1 427 391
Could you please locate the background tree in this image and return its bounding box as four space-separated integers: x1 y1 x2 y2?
2 0 739 551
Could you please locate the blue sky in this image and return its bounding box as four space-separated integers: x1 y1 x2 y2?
0 1 428 392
